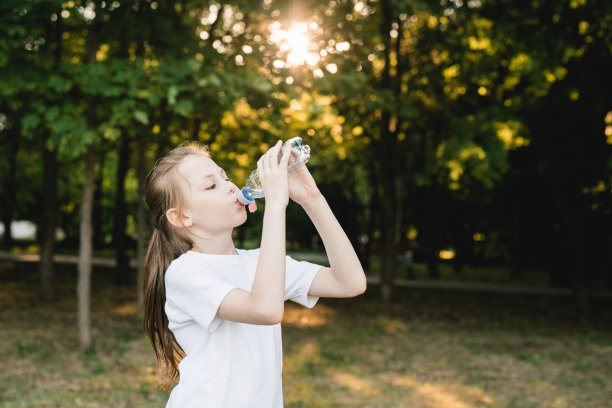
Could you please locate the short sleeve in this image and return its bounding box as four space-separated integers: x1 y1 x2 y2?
165 262 236 332
284 255 322 308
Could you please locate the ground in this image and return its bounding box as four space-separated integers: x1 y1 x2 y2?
0 261 610 408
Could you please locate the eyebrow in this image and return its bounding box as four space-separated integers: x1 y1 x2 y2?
203 168 227 179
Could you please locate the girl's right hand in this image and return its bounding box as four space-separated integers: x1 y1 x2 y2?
257 140 291 210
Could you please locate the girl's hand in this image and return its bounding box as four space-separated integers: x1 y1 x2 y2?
288 164 321 207
257 140 291 210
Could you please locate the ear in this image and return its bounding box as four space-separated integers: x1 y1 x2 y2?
166 208 192 229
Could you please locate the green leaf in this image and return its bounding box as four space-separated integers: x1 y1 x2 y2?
103 126 121 141
44 106 61 122
133 110 149 125
198 74 221 88
21 113 40 131
174 99 193 116
168 86 179 105
148 92 162 107
187 58 202 71
49 75 71 93
251 79 272 93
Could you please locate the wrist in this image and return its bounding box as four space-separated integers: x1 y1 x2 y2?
264 200 288 213
301 192 324 211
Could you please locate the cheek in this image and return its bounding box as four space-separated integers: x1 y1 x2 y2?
193 198 236 225
197 201 224 220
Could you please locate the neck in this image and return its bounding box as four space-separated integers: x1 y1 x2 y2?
189 229 237 255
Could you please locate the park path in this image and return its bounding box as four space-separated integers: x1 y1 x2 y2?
0 250 609 299
0 250 137 268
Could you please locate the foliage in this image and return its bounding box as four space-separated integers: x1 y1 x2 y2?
0 0 610 292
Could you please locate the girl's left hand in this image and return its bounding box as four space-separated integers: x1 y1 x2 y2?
288 165 321 207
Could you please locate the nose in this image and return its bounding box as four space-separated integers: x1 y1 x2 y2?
228 181 236 194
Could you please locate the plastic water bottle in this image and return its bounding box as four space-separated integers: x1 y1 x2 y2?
237 137 311 212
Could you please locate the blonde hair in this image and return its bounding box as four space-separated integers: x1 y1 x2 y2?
142 142 210 389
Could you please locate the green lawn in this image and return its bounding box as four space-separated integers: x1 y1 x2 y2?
1 261 610 408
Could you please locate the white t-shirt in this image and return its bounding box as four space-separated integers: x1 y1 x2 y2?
164 248 322 408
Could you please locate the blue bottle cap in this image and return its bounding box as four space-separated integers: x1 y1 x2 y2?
237 187 255 205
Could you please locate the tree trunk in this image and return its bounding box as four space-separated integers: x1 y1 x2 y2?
79 17 98 354
376 0 400 303
560 192 591 317
113 134 131 284
136 131 147 312
92 152 105 247
362 167 379 271
510 182 522 281
39 142 59 300
78 145 96 353
375 111 399 303
379 158 397 303
38 6 63 297
346 173 363 262
2 131 18 248
155 101 171 157
191 117 202 141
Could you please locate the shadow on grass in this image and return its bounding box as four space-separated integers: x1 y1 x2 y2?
1 261 611 407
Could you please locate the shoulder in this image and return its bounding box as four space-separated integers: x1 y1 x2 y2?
166 252 197 273
165 252 210 285
237 248 260 257
236 248 261 264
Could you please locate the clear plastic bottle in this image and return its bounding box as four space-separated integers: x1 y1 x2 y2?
237 137 311 211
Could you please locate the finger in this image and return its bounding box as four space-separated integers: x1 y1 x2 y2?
279 141 291 169
259 143 273 171
261 144 275 172
260 142 276 166
268 140 282 167
257 156 265 175
257 157 266 182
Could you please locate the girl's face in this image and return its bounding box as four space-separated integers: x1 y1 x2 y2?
176 154 247 234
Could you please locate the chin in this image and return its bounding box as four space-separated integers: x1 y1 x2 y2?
234 212 248 227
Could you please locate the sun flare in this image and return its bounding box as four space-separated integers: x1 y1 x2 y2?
286 28 309 65
269 22 320 67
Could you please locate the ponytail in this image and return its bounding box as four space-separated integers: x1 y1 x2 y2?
141 142 210 389
142 229 187 389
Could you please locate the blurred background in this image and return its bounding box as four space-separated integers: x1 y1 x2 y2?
0 0 611 407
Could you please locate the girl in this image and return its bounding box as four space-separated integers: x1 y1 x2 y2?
143 140 366 407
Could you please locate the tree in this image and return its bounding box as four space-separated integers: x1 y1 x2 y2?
2 0 609 320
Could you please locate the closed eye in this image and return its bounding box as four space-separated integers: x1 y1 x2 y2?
205 178 230 190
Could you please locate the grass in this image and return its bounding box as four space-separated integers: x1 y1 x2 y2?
0 261 611 408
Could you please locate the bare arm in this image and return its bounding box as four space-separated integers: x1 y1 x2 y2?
286 162 366 298
217 205 287 324
302 194 367 298
217 141 291 325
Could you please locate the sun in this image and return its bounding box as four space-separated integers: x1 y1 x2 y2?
268 21 320 67
285 26 310 65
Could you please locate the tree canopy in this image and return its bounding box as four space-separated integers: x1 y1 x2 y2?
1 0 610 316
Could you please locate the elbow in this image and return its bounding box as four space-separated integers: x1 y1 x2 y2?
254 303 284 325
264 306 285 325
344 271 367 297
352 275 368 297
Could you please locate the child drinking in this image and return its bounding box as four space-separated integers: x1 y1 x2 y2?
142 140 366 407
